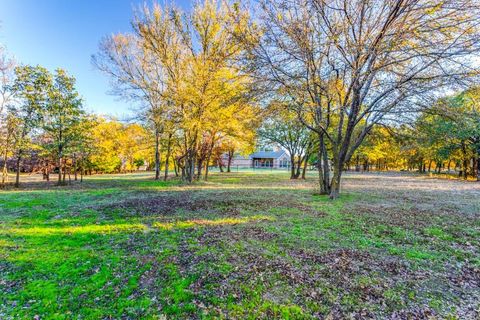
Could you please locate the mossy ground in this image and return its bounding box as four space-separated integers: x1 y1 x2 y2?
1 171 479 319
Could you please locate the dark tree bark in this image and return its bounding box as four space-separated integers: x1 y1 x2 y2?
218 159 224 172
73 154 78 181
227 149 234 173
203 138 215 181
316 133 330 195
196 158 203 181
461 141 468 180
1 149 8 186
290 154 297 179
80 159 84 183
154 127 161 180
164 132 172 181
58 146 64 185
301 153 309 179
477 153 480 181
173 157 179 177
14 153 22 188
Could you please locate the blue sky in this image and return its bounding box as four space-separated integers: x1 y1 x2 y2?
0 0 188 117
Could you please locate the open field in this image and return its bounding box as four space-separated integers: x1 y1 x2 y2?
1 172 479 319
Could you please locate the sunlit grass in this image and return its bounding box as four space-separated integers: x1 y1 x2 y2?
153 215 275 230
2 223 148 236
1 216 276 236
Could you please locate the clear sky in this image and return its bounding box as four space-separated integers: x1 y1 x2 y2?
0 0 188 118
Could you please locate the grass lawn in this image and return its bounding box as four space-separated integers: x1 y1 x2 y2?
0 171 479 319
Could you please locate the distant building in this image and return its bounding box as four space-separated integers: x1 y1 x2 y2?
221 149 291 169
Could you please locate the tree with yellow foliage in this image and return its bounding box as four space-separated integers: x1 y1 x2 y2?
96 0 258 182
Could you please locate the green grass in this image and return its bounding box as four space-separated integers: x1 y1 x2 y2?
0 172 479 319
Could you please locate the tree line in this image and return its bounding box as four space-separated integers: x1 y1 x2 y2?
0 56 255 186
349 88 480 180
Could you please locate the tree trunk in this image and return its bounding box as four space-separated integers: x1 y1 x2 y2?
461 141 468 180
295 157 302 178
1 149 8 186
472 156 477 180
14 153 21 188
218 159 224 172
196 158 203 181
317 133 330 195
58 153 63 185
301 154 308 179
173 158 179 177
290 155 296 179
329 163 342 199
155 128 161 180
477 151 480 181
183 131 198 183
163 132 172 181
80 161 84 183
185 146 196 182
227 150 234 173
204 152 213 181
73 154 78 181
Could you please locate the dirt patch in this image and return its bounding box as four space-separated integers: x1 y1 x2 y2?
97 190 311 217
197 225 279 246
348 203 455 229
390 307 438 319
291 248 409 277
343 173 480 230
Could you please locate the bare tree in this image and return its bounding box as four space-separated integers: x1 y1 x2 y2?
235 0 480 198
0 45 16 184
93 30 170 180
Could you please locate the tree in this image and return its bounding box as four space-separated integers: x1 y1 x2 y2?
11 65 50 187
139 0 252 182
236 0 480 198
96 0 256 183
0 45 15 118
1 113 20 185
424 88 480 180
89 118 123 173
352 126 403 171
70 115 97 181
258 105 313 179
0 45 16 185
118 123 152 172
42 69 84 184
93 31 167 180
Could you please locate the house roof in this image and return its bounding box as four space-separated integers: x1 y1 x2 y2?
250 150 286 159
232 154 250 160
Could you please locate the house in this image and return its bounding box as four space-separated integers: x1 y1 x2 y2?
250 150 290 168
222 149 291 169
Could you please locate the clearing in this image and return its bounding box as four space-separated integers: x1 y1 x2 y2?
0 172 479 319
